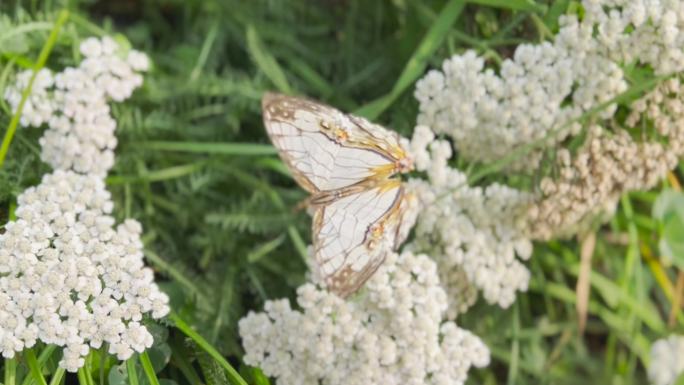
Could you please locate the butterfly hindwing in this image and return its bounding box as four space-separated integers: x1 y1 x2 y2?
312 180 409 297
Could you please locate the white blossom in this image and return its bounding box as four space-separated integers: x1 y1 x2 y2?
529 77 684 239
648 335 684 385
0 171 169 371
1 36 165 372
4 36 149 177
239 251 489 385
404 127 532 316
415 0 684 169
3 69 56 128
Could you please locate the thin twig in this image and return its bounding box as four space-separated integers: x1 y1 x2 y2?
576 232 596 334
666 171 684 327
669 272 684 327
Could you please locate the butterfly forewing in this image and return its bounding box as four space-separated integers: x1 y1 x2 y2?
262 93 408 193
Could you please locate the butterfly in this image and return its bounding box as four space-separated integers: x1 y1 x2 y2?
262 92 417 298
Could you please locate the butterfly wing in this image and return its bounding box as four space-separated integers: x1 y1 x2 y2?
312 180 414 297
262 93 411 193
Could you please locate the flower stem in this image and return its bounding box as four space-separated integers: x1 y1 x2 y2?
83 353 95 385
24 349 47 385
19 345 56 385
170 313 248 385
0 9 69 169
47 368 65 385
4 357 16 385
126 358 140 385
139 352 160 385
76 368 88 385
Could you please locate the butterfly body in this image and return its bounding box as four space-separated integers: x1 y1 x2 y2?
262 92 416 297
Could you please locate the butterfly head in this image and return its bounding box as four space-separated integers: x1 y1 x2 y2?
395 156 413 174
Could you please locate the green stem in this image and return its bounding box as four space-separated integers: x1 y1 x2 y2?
139 352 160 385
506 303 520 385
76 368 88 385
126 358 140 385
20 345 57 385
47 368 65 385
170 313 248 385
83 354 95 385
5 357 17 385
0 9 69 168
68 13 107 36
24 349 47 385
354 0 465 119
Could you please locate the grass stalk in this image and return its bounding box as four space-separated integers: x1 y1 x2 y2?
139 352 161 385
170 313 248 385
354 0 465 119
126 358 140 385
5 357 16 385
0 9 69 168
24 349 47 385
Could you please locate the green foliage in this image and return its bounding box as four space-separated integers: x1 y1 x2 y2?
676 372 684 385
0 1 683 385
653 190 684 270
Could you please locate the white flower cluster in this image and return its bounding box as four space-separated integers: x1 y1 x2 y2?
1 36 167 372
415 0 684 169
529 77 684 239
239 251 489 385
407 127 532 315
0 171 169 371
582 0 684 75
4 36 149 177
648 335 684 385
3 69 56 127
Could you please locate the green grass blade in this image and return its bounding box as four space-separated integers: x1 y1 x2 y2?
107 162 204 185
169 337 205 385
506 303 520 385
565 264 665 332
0 10 69 168
83 355 95 385
286 56 334 97
144 249 205 299
21 346 57 385
139 141 277 156
354 0 465 119
467 0 546 12
246 24 292 94
47 368 64 385
140 352 161 385
5 357 16 385
675 373 684 385
247 234 286 263
24 349 47 385
287 225 308 263
190 22 219 81
468 73 670 185
170 313 248 385
210 266 236 342
0 59 16 114
0 22 54 47
126 358 140 385
76 368 88 385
